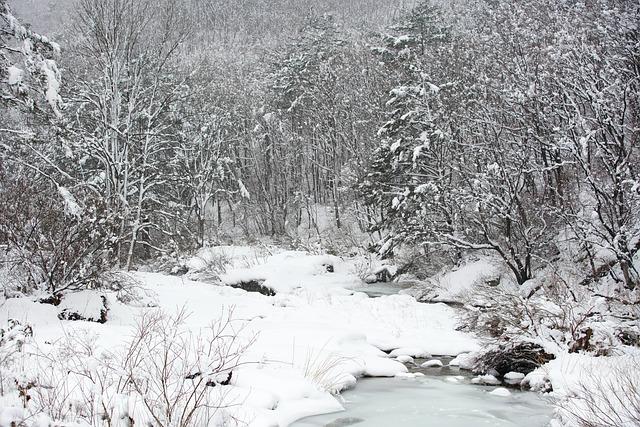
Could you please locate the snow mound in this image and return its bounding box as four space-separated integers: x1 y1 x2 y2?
57 291 108 323
489 387 511 397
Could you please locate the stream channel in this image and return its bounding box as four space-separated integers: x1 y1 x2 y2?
293 281 553 427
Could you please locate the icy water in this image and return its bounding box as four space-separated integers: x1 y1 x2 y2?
352 281 414 298
293 374 552 427
320 282 553 426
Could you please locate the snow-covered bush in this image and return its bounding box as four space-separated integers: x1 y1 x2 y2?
5 309 252 426
0 319 32 396
460 272 613 350
556 356 640 427
0 178 116 296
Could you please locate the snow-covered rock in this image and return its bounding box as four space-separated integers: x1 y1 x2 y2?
521 371 551 392
504 371 525 385
395 355 414 363
57 291 108 323
471 374 501 385
389 347 431 358
449 352 477 370
420 359 444 368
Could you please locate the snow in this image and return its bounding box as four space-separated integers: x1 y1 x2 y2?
0 248 479 426
389 347 431 358
524 352 640 425
7 66 23 86
238 179 250 199
471 374 501 385
434 259 500 296
407 258 501 304
57 290 106 320
504 371 525 380
186 245 266 273
218 251 358 294
504 371 525 385
420 359 444 368
57 186 81 217
489 387 511 397
448 352 477 369
39 59 63 117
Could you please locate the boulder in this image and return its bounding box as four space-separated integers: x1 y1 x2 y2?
471 374 501 385
420 359 444 368
503 371 525 385
58 291 108 323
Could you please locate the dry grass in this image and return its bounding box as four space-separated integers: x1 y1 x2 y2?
300 347 355 395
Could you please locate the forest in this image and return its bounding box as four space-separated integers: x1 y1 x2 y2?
1 0 639 426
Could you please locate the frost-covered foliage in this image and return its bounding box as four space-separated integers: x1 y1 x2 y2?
0 0 62 115
0 171 116 295
362 0 640 288
0 1 118 297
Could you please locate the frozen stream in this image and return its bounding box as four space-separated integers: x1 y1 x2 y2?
293 374 552 427
296 281 554 426
351 281 414 298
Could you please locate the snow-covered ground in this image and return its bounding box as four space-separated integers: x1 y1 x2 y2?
3 246 637 426
0 247 478 426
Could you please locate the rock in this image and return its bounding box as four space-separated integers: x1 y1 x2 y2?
503 371 525 385
521 371 553 392
364 274 378 284
489 387 511 397
486 368 500 378
372 265 397 283
230 280 276 296
323 263 334 273
396 355 414 363
39 294 62 306
449 352 476 370
471 374 501 385
58 292 108 323
389 347 431 358
617 328 640 347
421 359 444 368
485 276 501 287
